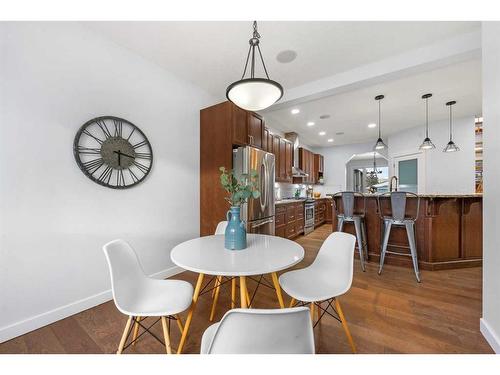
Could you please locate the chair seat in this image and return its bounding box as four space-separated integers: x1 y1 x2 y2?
116 279 193 316
279 267 349 302
200 322 220 354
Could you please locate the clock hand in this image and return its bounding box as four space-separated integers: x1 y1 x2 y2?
114 150 135 159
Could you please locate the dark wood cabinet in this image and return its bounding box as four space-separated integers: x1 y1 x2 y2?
285 141 293 182
276 137 293 183
247 112 264 149
231 104 248 146
299 147 316 184
331 195 483 270
275 202 304 239
314 153 324 183
325 198 333 223
263 128 269 152
314 199 327 227
200 101 268 236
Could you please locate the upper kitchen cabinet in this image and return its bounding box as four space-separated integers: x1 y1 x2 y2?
231 103 249 146
314 153 324 183
214 101 265 149
276 137 293 183
247 111 265 149
298 147 314 184
285 140 293 182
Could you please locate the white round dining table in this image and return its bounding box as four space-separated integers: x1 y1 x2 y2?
170 233 304 353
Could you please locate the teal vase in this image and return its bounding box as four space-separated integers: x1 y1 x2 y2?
224 206 247 250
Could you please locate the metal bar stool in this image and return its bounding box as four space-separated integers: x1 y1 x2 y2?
332 191 367 272
377 191 421 282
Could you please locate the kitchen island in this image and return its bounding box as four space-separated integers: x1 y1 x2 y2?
332 194 483 270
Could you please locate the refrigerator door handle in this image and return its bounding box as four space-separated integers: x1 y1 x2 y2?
252 217 274 229
259 159 267 212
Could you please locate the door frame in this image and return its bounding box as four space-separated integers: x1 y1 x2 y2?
391 152 426 194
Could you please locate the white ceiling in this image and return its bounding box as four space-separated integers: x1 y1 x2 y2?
264 59 482 146
84 21 482 147
85 21 479 100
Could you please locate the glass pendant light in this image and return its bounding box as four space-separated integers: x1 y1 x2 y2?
226 21 284 111
373 95 387 150
443 100 460 152
419 93 436 150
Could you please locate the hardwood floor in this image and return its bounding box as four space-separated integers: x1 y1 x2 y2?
0 224 492 354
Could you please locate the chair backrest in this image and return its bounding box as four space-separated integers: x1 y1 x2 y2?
102 239 147 311
332 191 365 218
206 307 315 354
215 221 228 235
312 232 356 295
377 191 420 222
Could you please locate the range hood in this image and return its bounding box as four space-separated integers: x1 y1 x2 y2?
284 132 308 178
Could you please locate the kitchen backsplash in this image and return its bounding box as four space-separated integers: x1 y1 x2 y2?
275 182 340 200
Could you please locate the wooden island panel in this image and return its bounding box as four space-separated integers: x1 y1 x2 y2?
332 195 482 271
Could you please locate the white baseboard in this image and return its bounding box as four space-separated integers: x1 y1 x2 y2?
480 318 500 354
0 266 183 344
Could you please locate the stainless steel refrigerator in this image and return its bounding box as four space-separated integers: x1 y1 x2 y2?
233 146 275 235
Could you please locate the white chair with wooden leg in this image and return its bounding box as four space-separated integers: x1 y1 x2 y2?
103 239 193 354
279 232 358 353
200 307 315 354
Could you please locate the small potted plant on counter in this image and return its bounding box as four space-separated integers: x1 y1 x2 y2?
219 167 260 250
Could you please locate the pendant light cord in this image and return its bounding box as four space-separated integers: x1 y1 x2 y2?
425 97 429 138
449 105 453 142
378 99 382 139
239 21 270 80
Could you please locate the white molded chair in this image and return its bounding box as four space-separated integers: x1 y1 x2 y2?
279 232 357 353
103 239 194 354
200 307 315 354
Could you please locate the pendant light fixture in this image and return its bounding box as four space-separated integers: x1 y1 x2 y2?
419 93 436 150
443 100 460 152
373 95 387 150
226 21 284 111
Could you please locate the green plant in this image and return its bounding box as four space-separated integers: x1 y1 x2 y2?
219 167 260 207
294 187 301 198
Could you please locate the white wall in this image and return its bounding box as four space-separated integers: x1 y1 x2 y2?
387 116 475 194
0 22 215 342
481 21 500 354
314 141 388 194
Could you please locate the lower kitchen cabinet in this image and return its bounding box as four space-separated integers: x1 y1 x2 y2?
314 198 328 228
275 201 304 239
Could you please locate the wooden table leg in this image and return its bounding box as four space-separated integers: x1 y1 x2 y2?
231 277 236 309
209 276 222 321
239 276 248 308
271 272 285 308
177 273 205 354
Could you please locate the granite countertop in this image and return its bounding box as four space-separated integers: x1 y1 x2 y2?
275 197 332 205
362 193 483 198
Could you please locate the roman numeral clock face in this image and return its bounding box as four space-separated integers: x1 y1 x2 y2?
73 116 153 189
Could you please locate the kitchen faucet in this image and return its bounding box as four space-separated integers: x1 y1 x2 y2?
389 176 398 192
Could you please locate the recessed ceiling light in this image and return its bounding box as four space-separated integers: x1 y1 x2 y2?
319 114 330 119
319 131 326 136
276 50 298 63
327 138 334 142
291 108 300 115
307 122 315 126
368 123 377 128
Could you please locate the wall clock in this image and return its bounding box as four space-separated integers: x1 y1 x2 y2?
73 116 153 189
